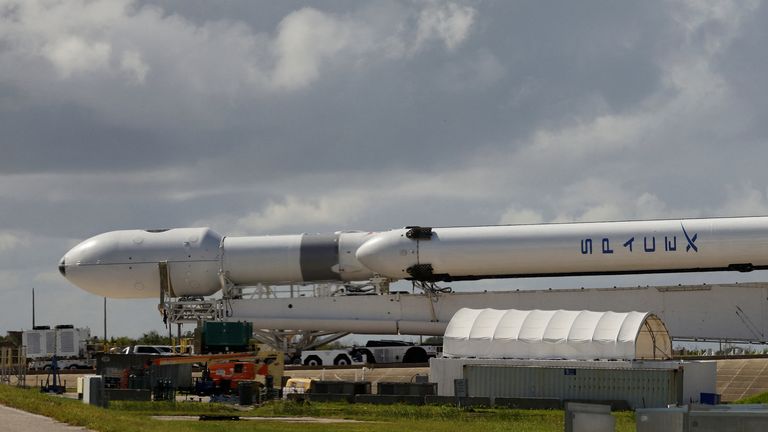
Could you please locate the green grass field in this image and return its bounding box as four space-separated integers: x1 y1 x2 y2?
0 384 637 432
733 391 768 404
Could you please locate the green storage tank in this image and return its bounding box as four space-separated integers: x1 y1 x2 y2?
201 321 253 353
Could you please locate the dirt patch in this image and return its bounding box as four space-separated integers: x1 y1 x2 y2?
153 415 364 423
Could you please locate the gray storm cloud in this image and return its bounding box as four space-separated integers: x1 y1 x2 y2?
2 0 768 336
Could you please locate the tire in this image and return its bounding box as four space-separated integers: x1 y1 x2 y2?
333 354 351 366
361 350 376 364
67 365 79 370
303 355 322 366
402 348 428 363
350 349 375 364
43 365 51 371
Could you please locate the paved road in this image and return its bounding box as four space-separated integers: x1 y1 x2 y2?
0 404 95 432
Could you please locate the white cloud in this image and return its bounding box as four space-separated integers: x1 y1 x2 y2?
33 270 63 285
1 0 477 97
436 49 505 91
271 8 367 90
498 208 544 225
415 2 476 51
234 195 366 233
0 169 196 202
505 0 760 166
549 179 672 222
270 2 477 90
716 184 768 216
0 231 28 252
3 0 768 338
529 112 648 157
43 36 111 78
673 0 759 55
119 50 149 84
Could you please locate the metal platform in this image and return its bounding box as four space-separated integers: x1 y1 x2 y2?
163 282 768 345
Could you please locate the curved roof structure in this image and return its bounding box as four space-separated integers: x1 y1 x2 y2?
443 308 671 360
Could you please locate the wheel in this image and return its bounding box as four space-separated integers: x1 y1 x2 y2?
362 350 376 364
351 349 375 364
349 349 364 363
303 355 322 366
333 354 351 366
67 365 79 370
402 348 428 363
43 365 51 371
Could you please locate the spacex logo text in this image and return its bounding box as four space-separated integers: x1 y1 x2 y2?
580 223 699 255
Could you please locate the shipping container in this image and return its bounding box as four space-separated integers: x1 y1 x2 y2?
22 329 55 358
429 358 716 408
464 364 681 409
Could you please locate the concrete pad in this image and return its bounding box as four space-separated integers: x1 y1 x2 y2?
718 358 768 402
0 404 95 432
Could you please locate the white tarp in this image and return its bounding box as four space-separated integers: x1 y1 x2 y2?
442 308 671 360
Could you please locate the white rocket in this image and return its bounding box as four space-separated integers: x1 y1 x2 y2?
59 216 768 298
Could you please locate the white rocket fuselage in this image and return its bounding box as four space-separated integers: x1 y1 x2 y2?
59 216 768 298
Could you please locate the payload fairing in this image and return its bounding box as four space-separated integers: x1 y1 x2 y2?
59 216 768 298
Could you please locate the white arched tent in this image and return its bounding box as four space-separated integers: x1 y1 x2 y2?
443 308 672 360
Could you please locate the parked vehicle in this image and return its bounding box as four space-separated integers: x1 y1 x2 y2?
120 345 175 355
300 340 441 366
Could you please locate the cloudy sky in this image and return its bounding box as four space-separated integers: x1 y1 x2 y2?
3 0 768 338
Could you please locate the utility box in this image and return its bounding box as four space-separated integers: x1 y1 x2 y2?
82 376 107 408
689 410 768 431
200 322 252 353
699 393 721 405
636 407 686 432
565 402 614 432
77 375 97 400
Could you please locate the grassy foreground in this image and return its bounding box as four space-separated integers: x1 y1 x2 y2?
0 385 636 432
734 391 768 404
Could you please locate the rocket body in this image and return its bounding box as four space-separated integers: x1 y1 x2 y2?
59 216 768 298
356 217 765 280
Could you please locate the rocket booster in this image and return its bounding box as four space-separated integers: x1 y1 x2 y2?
60 216 768 298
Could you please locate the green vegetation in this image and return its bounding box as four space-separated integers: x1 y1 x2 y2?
0 385 637 432
733 391 768 404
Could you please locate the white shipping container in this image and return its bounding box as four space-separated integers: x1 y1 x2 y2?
57 328 90 357
22 327 91 359
429 357 716 408
22 329 57 358
465 364 679 409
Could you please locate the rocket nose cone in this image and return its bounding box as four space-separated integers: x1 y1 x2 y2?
64 231 121 267
354 238 382 268
355 231 413 279
58 231 123 295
